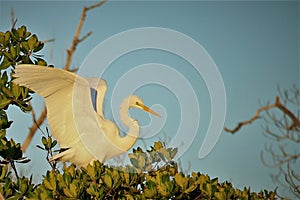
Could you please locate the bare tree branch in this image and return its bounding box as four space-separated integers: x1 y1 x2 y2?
21 107 47 152
224 96 300 134
275 96 300 130
224 104 276 133
10 7 17 29
226 87 300 198
42 38 55 43
65 0 107 70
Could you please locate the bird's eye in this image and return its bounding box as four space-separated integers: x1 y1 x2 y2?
136 102 139 105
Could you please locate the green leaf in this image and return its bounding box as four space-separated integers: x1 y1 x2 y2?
122 171 130 185
144 181 157 198
0 57 11 70
63 183 78 198
102 174 113 188
2 51 14 62
43 179 55 191
28 35 38 50
2 71 8 84
20 86 30 99
0 110 12 129
36 145 44 150
0 139 23 160
203 183 213 197
86 185 98 197
137 154 146 168
6 195 20 200
51 140 57 148
0 98 11 110
9 44 17 59
11 28 20 41
33 42 44 53
42 136 47 146
174 173 188 189
15 44 20 57
215 191 226 200
2 86 13 98
17 26 27 38
0 165 8 180
46 136 53 150
169 147 178 159
43 171 56 191
21 41 29 52
36 59 47 66
157 182 169 197
185 182 198 193
16 158 30 163
4 31 11 43
154 141 163 150
11 84 21 99
87 164 96 179
64 164 75 178
24 30 31 38
0 32 5 46
17 178 29 194
129 157 139 169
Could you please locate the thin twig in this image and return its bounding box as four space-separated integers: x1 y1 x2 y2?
224 96 300 134
21 107 47 152
275 96 300 129
42 38 55 43
64 0 107 70
10 7 16 28
10 160 19 179
224 104 276 133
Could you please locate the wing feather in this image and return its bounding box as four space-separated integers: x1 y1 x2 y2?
13 65 124 167
13 65 93 148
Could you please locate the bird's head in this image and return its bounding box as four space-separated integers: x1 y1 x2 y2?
128 95 160 117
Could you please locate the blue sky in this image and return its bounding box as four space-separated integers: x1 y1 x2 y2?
1 0 299 197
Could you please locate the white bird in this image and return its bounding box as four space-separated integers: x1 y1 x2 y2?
13 64 160 167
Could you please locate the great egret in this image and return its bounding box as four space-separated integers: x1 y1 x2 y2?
13 65 160 167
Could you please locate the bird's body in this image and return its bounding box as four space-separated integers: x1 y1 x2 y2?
13 65 160 167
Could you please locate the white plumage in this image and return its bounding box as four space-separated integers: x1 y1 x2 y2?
13 65 160 167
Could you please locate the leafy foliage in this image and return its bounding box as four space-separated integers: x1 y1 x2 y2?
0 25 277 199
0 25 47 180
0 142 275 200
0 25 47 112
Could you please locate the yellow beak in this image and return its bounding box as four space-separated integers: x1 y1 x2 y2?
139 104 161 117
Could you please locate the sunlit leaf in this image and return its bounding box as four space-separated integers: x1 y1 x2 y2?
33 42 44 53
102 174 113 188
0 57 11 70
20 41 29 52
28 35 38 50
0 98 11 110
41 136 47 146
154 141 163 150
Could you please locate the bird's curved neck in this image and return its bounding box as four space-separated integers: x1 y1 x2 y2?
118 99 140 151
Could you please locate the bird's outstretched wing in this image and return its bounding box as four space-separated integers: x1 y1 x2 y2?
13 65 126 167
13 65 94 149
